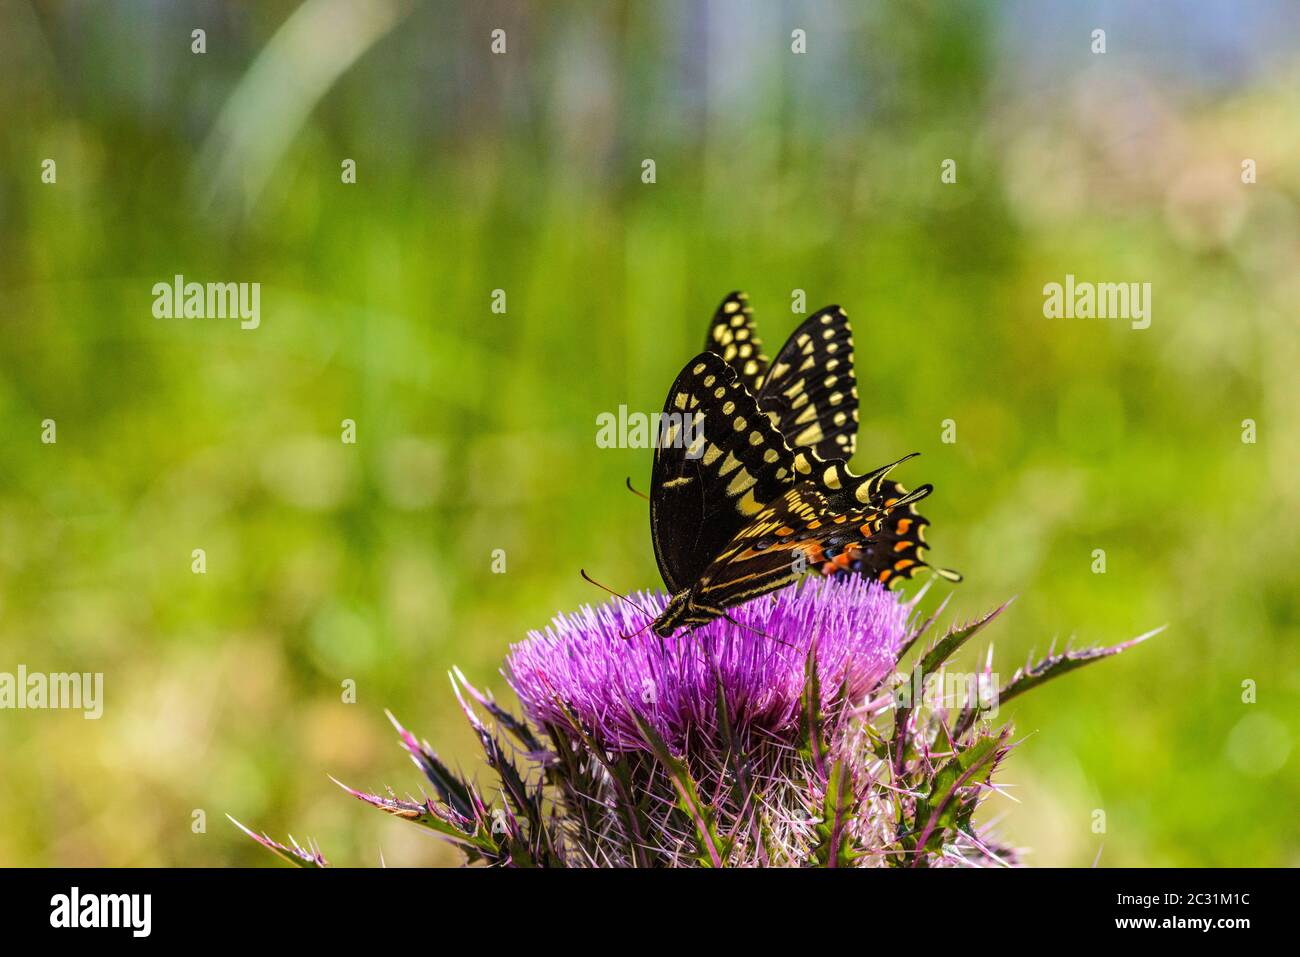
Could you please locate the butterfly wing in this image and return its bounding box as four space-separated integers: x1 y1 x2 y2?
752 305 860 462
650 351 795 594
688 481 898 616
820 478 959 586
704 291 770 394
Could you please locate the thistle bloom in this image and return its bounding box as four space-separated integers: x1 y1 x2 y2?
506 577 907 757
240 576 1152 868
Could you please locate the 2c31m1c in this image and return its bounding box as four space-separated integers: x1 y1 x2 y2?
1163 893 1251 906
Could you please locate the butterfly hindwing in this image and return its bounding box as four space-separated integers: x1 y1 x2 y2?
704 291 769 394
819 478 954 586
753 305 860 462
650 351 795 595
691 481 895 612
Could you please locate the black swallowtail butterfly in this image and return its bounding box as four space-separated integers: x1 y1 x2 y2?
648 345 955 638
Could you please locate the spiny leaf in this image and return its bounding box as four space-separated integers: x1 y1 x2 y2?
918 600 1014 677
897 593 952 662
328 778 500 859
626 705 732 868
910 728 1011 864
1000 628 1163 707
796 644 828 779
713 667 761 850
450 671 547 852
452 666 543 752
228 816 328 868
953 628 1162 738
892 601 1011 775
386 710 476 821
549 696 653 868
813 756 858 867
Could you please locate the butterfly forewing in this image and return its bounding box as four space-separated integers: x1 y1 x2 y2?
753 305 860 461
704 291 770 394
650 352 795 594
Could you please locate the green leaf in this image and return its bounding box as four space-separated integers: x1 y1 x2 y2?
627 707 732 868
917 600 1013 677
549 698 653 867
796 645 828 778
953 628 1162 738
330 780 500 858
1000 628 1163 706
227 816 329 868
813 757 858 867
385 710 476 821
910 728 1010 864
892 601 1011 775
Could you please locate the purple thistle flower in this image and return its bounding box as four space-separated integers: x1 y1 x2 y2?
506 577 908 756
238 575 1154 867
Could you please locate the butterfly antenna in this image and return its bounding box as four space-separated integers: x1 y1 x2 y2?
720 612 794 649
578 569 658 639
624 477 650 502
621 617 658 641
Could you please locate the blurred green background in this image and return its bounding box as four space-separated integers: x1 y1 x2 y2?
1 0 1297 866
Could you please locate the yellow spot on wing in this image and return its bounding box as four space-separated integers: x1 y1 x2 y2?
794 423 824 447
726 468 757 496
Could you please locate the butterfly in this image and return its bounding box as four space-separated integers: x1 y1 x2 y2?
648 349 954 638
